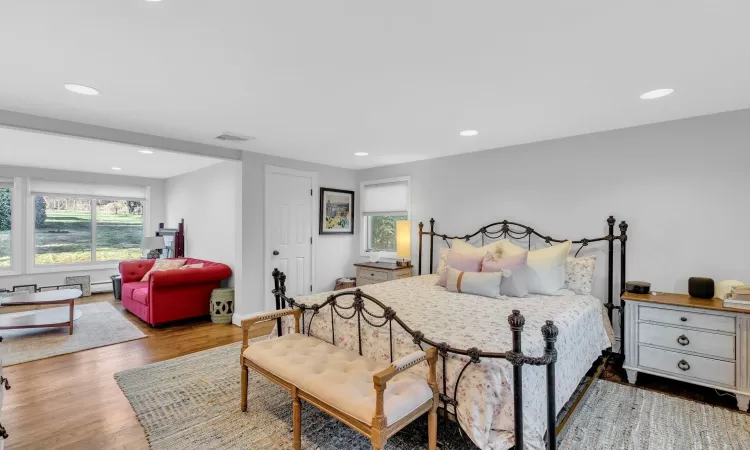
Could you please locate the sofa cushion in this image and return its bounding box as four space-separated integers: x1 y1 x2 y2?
244 334 432 426
131 287 149 306
121 282 148 302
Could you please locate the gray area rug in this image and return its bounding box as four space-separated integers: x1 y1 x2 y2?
559 380 750 450
115 341 750 449
1 302 146 366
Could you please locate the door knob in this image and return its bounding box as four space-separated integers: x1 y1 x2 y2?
272 250 279 256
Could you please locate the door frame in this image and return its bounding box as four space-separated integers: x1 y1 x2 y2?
264 165 319 312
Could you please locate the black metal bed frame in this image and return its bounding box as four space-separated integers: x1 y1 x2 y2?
271 215 628 450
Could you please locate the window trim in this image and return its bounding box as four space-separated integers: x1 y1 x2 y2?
25 186 151 273
359 176 411 258
0 177 24 276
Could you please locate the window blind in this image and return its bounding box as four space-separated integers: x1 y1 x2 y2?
0 178 13 189
361 179 409 216
29 180 147 200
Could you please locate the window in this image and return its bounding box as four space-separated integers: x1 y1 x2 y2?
0 178 13 268
360 177 410 257
30 180 147 266
95 199 144 261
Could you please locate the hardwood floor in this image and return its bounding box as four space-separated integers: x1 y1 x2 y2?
1 294 273 450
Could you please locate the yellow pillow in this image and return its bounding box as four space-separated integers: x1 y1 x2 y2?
141 259 187 281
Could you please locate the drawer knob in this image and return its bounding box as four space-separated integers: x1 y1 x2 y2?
677 359 690 371
677 335 690 346
680 317 687 322
370 273 375 277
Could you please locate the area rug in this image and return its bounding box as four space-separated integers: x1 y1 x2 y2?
1 302 147 366
115 341 750 450
558 380 750 449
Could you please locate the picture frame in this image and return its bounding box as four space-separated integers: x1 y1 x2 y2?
319 188 354 235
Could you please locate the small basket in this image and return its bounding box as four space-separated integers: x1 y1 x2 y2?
334 277 356 291
210 288 234 324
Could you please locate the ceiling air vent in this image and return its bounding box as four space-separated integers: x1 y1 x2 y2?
215 132 254 142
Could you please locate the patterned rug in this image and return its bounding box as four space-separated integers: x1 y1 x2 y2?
1 302 146 365
115 341 750 449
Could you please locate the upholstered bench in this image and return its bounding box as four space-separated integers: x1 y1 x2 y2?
241 309 438 450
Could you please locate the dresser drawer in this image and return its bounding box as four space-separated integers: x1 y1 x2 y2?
356 276 379 286
638 345 735 386
357 268 389 282
639 305 735 333
638 322 735 360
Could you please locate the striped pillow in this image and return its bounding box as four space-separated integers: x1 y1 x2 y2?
445 267 505 298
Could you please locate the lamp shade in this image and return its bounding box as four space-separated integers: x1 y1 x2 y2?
141 236 165 250
396 220 411 259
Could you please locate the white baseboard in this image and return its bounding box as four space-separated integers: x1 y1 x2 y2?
232 313 254 327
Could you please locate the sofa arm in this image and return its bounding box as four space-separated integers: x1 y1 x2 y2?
119 259 156 283
149 265 232 289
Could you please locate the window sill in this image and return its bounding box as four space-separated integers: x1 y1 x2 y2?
27 262 120 275
360 251 398 260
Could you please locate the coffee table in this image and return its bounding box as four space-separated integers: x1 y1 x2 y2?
0 289 83 335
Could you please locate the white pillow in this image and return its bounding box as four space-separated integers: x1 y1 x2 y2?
451 239 503 258
498 240 572 295
445 267 505 298
564 256 596 295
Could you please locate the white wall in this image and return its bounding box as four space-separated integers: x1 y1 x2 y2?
165 161 239 283
235 152 358 320
357 110 750 312
0 165 165 290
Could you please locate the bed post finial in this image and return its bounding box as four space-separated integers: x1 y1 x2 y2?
607 215 615 227
542 320 559 450
508 309 525 330
418 222 424 276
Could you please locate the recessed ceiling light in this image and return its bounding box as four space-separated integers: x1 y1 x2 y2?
112 167 122 171
640 89 674 100
64 84 100 96
459 130 479 136
138 150 154 154
354 152 368 156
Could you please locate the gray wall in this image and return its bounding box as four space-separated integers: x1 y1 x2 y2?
165 161 239 284
358 109 750 314
0 165 165 289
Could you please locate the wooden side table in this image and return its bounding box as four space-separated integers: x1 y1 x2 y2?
354 262 412 286
622 291 750 411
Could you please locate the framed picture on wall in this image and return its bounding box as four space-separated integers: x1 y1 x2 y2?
319 188 354 235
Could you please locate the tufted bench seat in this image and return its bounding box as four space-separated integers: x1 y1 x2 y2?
241 309 438 450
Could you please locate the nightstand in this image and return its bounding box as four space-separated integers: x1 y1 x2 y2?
354 262 412 286
622 291 750 411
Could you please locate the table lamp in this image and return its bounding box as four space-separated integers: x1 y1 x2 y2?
396 220 411 267
141 236 165 259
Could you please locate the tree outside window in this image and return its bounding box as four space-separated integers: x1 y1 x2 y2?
368 215 407 252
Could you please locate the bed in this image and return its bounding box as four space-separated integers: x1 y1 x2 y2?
274 216 628 450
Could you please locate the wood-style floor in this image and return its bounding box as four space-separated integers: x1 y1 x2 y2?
1 294 273 450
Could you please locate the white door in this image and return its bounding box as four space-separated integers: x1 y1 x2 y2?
265 168 314 311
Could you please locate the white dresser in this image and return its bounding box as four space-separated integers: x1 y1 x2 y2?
623 292 750 411
354 262 412 286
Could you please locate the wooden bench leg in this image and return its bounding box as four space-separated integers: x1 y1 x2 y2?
292 386 302 450
240 363 248 412
428 408 437 450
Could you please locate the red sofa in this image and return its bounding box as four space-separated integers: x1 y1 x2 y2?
118 258 232 326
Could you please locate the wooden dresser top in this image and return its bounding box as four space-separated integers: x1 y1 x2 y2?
622 291 750 314
354 262 409 271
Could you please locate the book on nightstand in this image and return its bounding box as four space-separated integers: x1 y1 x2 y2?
724 285 750 309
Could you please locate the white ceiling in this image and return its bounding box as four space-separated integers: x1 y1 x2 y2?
0 126 221 179
1 1 749 170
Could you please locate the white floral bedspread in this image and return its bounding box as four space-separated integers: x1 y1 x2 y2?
281 275 612 450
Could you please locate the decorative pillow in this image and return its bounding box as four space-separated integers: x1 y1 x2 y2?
436 251 484 287
445 267 505 298
482 251 529 297
564 256 596 294
141 259 187 281
180 263 205 270
436 248 450 276
451 239 503 259
498 240 571 295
